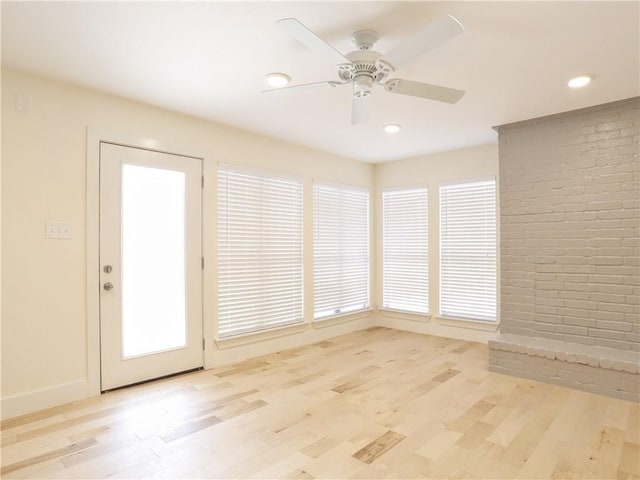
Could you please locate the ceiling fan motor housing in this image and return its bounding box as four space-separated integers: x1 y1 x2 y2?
339 49 395 97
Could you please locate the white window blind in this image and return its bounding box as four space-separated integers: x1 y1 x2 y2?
313 182 369 319
217 165 303 338
382 188 429 314
440 179 497 322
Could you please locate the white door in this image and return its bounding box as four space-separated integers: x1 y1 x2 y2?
99 142 203 391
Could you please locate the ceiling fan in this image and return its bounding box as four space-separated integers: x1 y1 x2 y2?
265 14 466 124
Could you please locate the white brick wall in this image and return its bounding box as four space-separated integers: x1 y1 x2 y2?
491 98 639 399
497 98 639 350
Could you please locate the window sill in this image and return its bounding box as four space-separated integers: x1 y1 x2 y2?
215 322 308 349
436 316 499 332
312 309 373 328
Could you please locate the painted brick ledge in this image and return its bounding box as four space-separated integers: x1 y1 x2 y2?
489 334 639 401
488 334 640 374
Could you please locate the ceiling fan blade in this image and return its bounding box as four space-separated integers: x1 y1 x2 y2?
263 81 342 94
276 18 350 65
384 78 465 104
351 94 370 124
382 14 464 70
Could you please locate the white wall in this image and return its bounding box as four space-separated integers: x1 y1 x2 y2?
373 143 500 342
1 68 375 418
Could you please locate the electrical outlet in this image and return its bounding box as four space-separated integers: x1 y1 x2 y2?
46 221 72 239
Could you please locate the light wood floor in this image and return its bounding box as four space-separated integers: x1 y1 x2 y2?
2 327 639 479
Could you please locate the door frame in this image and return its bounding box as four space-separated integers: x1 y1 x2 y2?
86 128 213 396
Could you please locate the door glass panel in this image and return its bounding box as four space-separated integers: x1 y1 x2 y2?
121 164 186 358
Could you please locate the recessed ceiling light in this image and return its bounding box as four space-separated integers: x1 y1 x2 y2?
265 73 290 88
384 124 401 134
567 75 592 89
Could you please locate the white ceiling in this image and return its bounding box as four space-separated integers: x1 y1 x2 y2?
2 1 639 163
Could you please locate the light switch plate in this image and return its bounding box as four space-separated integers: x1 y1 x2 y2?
46 221 72 239
16 94 29 114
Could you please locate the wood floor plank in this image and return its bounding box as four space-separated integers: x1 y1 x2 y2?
14 405 126 442
387 452 432 479
160 414 222 443
301 436 339 459
451 342 476 354
456 421 497 449
211 388 259 405
218 399 268 422
0 438 97 475
60 435 139 468
618 442 640 477
332 379 367 394
1 435 18 447
416 427 462 460
352 430 406 464
215 360 271 378
286 467 315 479
625 403 640 444
431 368 461 383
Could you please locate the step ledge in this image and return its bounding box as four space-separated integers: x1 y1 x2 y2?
489 334 640 374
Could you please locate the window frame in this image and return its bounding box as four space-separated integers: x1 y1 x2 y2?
382 186 430 315
217 163 304 338
439 177 497 323
312 180 370 321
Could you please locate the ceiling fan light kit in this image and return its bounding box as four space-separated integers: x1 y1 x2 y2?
266 14 467 124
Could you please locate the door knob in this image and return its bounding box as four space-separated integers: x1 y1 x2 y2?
103 282 114 291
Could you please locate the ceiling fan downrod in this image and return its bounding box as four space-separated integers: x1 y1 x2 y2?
351 29 378 50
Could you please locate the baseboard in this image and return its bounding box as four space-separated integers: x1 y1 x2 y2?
1 380 89 420
376 312 498 344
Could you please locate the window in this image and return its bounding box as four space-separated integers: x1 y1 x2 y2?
313 182 369 319
440 178 497 322
382 188 429 314
217 165 303 338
